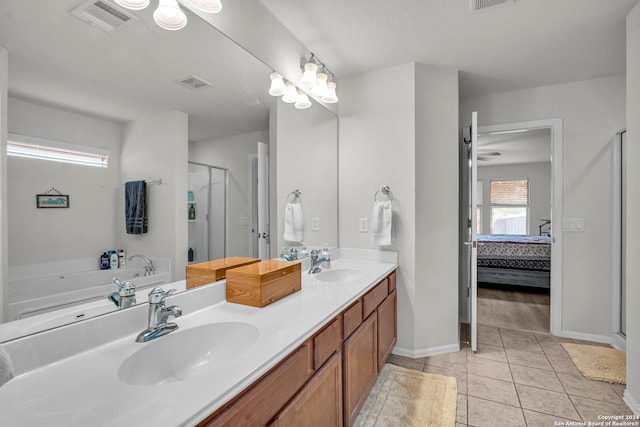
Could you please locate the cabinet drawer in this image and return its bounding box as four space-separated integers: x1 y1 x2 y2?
388 271 397 293
362 278 388 319
342 299 363 340
202 342 313 426
313 318 342 370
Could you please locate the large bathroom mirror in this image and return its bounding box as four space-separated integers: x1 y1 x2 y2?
0 0 338 340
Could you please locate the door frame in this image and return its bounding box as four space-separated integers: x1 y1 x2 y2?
612 129 626 351
476 118 563 336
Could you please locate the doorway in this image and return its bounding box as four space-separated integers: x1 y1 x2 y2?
461 117 564 339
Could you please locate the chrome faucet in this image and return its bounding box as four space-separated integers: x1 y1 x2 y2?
308 249 328 274
128 254 155 276
135 287 182 343
108 277 136 309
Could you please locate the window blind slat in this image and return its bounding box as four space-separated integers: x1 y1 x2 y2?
490 179 528 205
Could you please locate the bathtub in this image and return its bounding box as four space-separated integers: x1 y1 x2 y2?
7 257 172 323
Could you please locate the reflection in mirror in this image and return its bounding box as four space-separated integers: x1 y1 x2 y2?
0 0 337 342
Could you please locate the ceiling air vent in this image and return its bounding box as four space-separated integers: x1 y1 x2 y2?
471 0 514 13
175 76 213 90
70 0 138 34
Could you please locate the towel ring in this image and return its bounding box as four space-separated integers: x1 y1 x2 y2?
374 185 393 202
287 189 302 203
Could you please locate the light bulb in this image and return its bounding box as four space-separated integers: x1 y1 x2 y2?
154 0 187 30
300 63 318 89
114 0 150 10
282 82 298 103
311 72 328 97
268 72 286 97
321 81 339 103
294 92 312 110
189 0 222 13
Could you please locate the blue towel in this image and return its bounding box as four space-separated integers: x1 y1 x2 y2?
125 180 147 234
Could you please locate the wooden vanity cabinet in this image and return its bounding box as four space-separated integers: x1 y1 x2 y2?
198 269 397 427
201 342 313 427
343 312 378 427
377 289 397 371
270 352 343 427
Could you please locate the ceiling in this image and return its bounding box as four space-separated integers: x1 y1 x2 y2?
0 0 272 142
260 0 639 99
477 128 551 166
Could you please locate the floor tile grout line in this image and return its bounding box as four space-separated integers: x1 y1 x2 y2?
540 341 585 422
500 326 530 427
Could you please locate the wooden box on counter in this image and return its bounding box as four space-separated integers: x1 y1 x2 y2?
226 260 302 308
186 257 261 290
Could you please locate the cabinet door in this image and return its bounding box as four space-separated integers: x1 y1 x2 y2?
343 313 377 427
202 343 313 426
377 289 397 370
270 352 343 427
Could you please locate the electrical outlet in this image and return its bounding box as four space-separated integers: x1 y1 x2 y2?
311 217 320 231
359 218 368 232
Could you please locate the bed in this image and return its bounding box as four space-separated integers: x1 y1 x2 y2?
477 234 551 289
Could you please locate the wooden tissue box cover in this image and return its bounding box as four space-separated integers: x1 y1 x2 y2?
186 257 260 290
226 260 302 308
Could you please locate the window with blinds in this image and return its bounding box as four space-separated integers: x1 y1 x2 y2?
7 133 109 168
490 179 529 205
490 179 529 235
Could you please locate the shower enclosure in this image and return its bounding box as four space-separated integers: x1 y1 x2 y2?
188 163 227 263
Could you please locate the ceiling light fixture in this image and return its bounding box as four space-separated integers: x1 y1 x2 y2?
114 0 150 10
189 0 222 13
268 72 286 96
321 81 339 104
267 52 339 109
114 0 222 30
282 82 298 103
294 91 312 110
154 0 187 30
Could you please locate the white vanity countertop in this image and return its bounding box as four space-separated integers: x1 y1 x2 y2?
0 249 397 427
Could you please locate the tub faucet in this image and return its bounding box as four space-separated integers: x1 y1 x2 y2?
128 254 155 276
108 277 136 309
135 287 182 343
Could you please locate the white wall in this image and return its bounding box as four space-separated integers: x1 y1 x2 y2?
340 63 459 356
6 98 121 266
478 162 551 235
189 129 268 257
461 75 626 341
120 111 188 281
1 47 7 322
625 1 640 414
275 98 338 251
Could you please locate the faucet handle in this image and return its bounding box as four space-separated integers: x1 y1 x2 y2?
148 287 176 304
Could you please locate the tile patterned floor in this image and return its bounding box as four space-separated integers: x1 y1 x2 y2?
389 327 632 426
387 287 632 426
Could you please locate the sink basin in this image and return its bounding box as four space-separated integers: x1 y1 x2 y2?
118 322 259 386
314 269 363 283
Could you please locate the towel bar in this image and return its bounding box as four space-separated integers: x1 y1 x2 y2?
287 189 302 203
374 185 393 202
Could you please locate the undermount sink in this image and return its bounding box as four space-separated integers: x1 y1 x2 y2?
118 322 259 386
314 268 363 283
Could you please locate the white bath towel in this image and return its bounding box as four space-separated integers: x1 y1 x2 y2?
283 202 304 243
0 347 14 387
371 201 392 246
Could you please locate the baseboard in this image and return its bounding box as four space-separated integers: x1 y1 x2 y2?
611 333 627 352
558 329 612 345
624 390 640 416
392 343 460 359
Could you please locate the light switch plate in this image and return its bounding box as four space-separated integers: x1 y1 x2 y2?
311 217 320 231
563 218 585 232
359 218 368 233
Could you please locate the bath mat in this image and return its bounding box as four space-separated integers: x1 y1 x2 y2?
354 363 457 427
562 343 626 384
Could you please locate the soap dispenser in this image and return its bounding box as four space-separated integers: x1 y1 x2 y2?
320 246 331 269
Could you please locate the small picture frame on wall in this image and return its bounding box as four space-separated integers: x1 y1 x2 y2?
36 194 70 208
